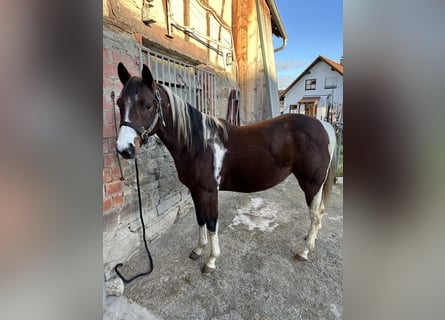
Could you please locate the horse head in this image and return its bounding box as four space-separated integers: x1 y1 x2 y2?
116 63 160 159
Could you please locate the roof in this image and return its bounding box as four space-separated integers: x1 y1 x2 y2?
298 96 320 104
265 0 287 39
281 55 343 97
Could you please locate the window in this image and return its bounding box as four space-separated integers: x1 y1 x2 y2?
325 76 338 89
305 79 316 90
139 47 216 116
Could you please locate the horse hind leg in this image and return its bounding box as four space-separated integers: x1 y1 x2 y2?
296 186 325 261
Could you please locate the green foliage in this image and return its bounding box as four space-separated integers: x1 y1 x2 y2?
336 143 343 177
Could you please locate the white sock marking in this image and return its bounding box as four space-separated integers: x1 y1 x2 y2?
192 225 208 256
207 231 220 269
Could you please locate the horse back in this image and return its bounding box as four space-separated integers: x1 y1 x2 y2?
219 114 331 193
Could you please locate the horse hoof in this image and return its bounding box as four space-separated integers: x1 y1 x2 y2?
189 251 201 260
201 265 216 275
295 253 308 262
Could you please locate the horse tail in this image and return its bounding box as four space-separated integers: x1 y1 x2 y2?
321 121 338 203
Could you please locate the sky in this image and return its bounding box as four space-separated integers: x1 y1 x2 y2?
272 0 343 90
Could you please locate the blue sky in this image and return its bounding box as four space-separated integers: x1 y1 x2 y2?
273 0 343 90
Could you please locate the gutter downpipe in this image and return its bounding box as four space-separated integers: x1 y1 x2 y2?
267 0 288 52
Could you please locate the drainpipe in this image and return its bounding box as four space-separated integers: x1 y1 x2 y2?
165 0 173 38
267 0 288 52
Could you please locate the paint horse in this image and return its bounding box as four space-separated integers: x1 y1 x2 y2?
115 63 337 275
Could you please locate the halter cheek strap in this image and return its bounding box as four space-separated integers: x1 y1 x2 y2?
119 88 166 144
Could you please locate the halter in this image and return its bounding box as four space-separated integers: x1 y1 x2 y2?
119 88 166 144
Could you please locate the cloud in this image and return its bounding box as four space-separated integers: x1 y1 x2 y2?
275 60 306 71
277 74 296 90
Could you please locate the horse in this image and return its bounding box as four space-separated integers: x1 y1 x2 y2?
115 62 337 275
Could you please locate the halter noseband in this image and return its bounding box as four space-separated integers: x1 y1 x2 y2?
119 89 166 144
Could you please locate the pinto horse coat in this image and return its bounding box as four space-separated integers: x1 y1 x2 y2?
115 63 337 274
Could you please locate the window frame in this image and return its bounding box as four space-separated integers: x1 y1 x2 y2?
305 79 317 90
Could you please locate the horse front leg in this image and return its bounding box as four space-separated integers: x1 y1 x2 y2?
190 189 220 275
202 224 220 275
189 224 208 260
189 195 208 260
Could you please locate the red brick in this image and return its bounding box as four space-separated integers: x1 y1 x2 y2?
104 154 115 168
112 193 124 207
103 123 117 138
103 62 117 79
103 138 116 154
105 180 123 196
103 48 111 62
103 94 111 110
134 33 142 44
103 78 118 91
111 50 123 64
103 168 112 183
122 55 137 72
103 198 112 212
108 139 116 153
103 108 114 124
111 166 122 180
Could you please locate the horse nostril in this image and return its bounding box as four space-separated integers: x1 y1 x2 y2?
119 144 135 159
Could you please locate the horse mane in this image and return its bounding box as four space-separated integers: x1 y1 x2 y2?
160 85 228 150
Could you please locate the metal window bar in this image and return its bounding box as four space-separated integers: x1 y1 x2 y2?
139 47 216 117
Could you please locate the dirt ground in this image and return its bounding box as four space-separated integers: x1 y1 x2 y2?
104 176 343 319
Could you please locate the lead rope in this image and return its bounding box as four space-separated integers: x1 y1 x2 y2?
111 91 154 283
111 91 124 181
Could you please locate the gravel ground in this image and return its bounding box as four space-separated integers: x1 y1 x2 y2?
104 176 343 319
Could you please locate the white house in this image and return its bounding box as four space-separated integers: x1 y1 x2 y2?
281 55 343 123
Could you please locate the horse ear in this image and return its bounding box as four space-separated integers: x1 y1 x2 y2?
141 64 156 91
117 63 131 85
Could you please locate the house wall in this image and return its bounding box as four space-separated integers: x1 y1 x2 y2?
283 61 343 120
232 0 280 124
103 0 236 73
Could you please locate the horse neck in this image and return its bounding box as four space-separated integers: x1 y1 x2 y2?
154 87 192 157
154 99 180 154
154 85 229 158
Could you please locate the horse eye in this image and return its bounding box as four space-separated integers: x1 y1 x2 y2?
144 103 152 109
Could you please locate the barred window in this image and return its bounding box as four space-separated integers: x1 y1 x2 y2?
139 48 216 116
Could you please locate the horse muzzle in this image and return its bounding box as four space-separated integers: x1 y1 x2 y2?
117 144 136 159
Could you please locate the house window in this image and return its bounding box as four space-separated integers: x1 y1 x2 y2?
325 76 338 89
305 79 316 90
139 48 216 116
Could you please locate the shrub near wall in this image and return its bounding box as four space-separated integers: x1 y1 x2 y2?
102 28 193 270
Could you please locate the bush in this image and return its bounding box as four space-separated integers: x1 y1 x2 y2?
336 143 343 177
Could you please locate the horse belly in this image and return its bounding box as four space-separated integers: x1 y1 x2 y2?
219 157 291 193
